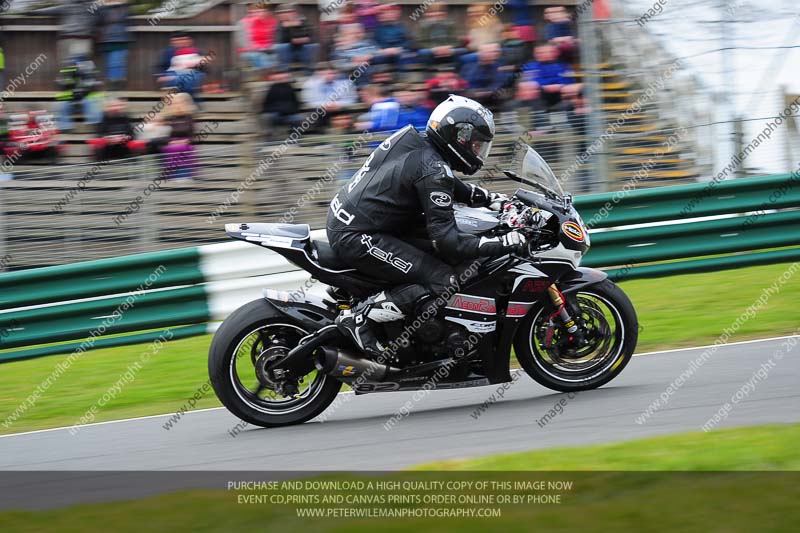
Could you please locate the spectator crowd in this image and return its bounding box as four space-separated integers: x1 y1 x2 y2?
1 0 589 180
1 0 207 177
243 1 587 146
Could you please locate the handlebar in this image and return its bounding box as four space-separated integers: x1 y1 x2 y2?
493 195 560 256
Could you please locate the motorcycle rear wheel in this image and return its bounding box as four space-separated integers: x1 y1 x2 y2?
209 299 342 428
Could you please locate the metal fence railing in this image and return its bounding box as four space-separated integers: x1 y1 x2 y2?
6 0 800 272
3 173 799 362
0 95 730 271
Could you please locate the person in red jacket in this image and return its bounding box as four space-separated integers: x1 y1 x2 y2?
425 66 469 108
238 2 279 71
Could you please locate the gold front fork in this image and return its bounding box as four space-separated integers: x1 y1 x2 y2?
548 284 579 334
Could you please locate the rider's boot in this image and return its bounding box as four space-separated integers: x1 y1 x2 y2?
336 292 405 358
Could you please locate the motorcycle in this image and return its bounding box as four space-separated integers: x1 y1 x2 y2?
208 144 638 427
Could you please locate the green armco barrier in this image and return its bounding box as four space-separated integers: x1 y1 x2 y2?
575 173 800 229
0 174 798 363
0 324 209 364
583 210 800 267
0 286 210 350
0 247 204 311
603 248 800 282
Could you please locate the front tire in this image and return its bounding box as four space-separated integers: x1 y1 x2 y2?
514 279 638 392
209 299 342 428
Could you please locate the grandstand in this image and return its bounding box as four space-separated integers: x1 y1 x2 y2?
0 1 751 269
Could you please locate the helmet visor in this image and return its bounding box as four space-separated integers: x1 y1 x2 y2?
470 139 492 162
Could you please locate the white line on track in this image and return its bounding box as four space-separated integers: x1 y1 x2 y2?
633 334 798 357
0 406 227 439
0 334 796 440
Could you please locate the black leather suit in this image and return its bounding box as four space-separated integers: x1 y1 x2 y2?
326 125 493 314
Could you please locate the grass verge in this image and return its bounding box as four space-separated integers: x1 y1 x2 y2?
1 262 798 435
415 423 800 470
1 425 798 531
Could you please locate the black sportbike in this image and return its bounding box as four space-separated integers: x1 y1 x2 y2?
209 145 638 427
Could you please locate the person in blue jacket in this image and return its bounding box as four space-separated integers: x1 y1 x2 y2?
522 44 575 106
395 86 430 131
373 4 412 70
356 84 400 133
509 0 533 26
95 0 132 90
460 43 515 108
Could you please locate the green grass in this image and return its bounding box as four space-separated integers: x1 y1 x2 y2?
415 424 800 471
1 262 798 435
0 335 217 435
1 425 798 532
619 261 800 352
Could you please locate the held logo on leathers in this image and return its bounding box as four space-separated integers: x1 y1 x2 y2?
430 191 452 207
330 194 355 225
361 234 413 274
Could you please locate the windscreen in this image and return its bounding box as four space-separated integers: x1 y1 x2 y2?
510 143 565 198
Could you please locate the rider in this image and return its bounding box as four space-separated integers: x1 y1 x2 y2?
326 95 527 356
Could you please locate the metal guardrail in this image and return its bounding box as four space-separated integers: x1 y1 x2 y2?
1 107 706 271
578 173 800 278
1 173 798 363
0 232 325 362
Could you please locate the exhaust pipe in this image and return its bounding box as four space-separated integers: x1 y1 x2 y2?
315 347 396 382
268 325 343 373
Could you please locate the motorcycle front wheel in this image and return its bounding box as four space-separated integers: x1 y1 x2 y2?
514 279 638 392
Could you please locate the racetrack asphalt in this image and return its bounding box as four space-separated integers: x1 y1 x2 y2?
2 337 797 473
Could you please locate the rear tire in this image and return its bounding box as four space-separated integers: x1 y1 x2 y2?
514 279 638 392
209 299 342 428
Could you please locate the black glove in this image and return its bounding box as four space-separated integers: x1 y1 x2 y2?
470 184 508 211
477 231 527 256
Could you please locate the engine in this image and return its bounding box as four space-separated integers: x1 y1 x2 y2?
383 317 472 366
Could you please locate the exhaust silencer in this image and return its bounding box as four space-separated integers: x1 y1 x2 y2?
316 347 395 382
269 325 343 373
